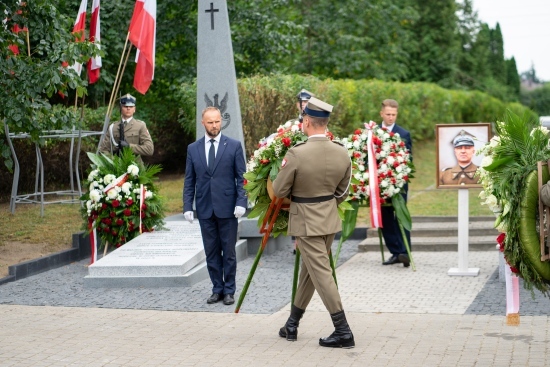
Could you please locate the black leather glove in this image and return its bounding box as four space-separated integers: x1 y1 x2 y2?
119 140 130 148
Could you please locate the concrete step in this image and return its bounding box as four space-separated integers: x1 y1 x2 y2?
366 220 498 238
358 235 497 252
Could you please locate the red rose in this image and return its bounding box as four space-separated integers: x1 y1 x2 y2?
510 266 519 274
102 218 112 225
116 243 122 248
124 209 132 216
112 200 120 208
351 135 358 141
282 137 291 147
496 233 506 245
141 204 147 210
354 129 362 135
116 219 124 226
103 227 110 233
389 132 394 137
243 179 248 185
111 230 117 236
110 211 116 218
353 152 361 158
260 159 270 165
102 203 108 210
126 198 133 206
399 141 405 147
141 212 146 218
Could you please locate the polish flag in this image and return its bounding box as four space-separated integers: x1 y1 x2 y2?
87 0 101 83
128 0 156 94
69 0 88 76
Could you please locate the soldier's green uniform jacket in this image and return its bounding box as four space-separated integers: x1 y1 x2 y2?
99 117 154 157
439 163 479 186
272 137 351 236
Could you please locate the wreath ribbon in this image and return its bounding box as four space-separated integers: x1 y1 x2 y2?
366 122 383 228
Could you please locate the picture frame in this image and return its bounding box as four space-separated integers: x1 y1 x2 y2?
435 123 492 189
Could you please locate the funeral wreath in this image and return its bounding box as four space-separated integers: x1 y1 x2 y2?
80 149 166 249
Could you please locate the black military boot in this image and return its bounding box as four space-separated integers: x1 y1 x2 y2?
279 305 305 341
319 310 355 348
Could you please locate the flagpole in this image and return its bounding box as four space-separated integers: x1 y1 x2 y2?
25 30 30 57
97 33 132 153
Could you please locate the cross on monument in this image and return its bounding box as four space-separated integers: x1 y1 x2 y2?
205 2 219 30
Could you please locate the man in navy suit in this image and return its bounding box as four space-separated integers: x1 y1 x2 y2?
378 99 412 267
183 106 247 305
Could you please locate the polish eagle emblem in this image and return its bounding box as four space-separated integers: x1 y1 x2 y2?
204 92 231 130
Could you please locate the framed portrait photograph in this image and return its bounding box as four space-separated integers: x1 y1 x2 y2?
436 123 492 189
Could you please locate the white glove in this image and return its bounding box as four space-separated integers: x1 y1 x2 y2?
184 211 194 223
234 206 246 218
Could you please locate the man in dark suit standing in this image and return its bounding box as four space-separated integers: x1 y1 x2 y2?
379 99 412 267
273 97 354 348
183 106 247 306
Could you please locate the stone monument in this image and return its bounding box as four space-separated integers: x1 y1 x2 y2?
196 0 245 155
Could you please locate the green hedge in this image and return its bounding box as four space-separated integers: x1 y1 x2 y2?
176 74 537 158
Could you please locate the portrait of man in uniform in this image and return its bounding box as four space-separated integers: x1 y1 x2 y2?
436 123 491 189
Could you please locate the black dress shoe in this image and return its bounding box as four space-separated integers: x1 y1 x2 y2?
207 293 222 304
223 294 235 305
382 255 399 265
398 253 410 267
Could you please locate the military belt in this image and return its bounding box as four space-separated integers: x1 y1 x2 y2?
291 195 334 204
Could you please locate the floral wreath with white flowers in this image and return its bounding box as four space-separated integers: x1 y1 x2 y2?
341 121 414 205
80 149 166 249
243 119 336 236
476 115 550 295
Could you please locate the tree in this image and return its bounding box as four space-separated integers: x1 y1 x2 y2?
488 23 506 84
0 1 100 170
407 0 461 87
506 57 520 98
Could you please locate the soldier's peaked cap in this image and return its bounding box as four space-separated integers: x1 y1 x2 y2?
120 93 136 106
453 130 475 147
296 89 315 101
304 97 333 118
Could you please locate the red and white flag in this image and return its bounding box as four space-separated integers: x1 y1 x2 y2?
69 0 88 76
128 0 156 94
87 0 101 83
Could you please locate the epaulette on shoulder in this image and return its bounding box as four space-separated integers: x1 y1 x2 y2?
442 167 452 172
332 140 344 147
293 141 306 148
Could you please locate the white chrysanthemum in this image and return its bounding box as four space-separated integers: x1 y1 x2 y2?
379 163 388 172
133 188 141 194
478 190 487 200
395 165 403 173
86 200 93 210
354 173 362 180
353 140 361 149
380 180 389 188
387 156 395 166
121 182 133 195
127 164 139 176
90 189 101 203
481 156 493 168
103 174 116 185
145 191 153 199
485 194 498 208
291 124 300 132
89 182 97 192
107 189 118 200
88 169 99 182
358 164 365 172
489 136 500 148
362 172 369 180
379 150 387 158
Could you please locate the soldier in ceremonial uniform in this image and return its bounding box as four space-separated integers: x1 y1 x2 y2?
287 89 315 124
440 131 479 186
99 93 154 159
273 97 354 348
